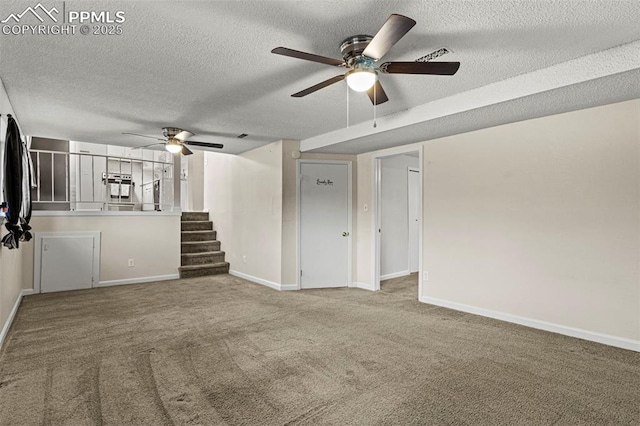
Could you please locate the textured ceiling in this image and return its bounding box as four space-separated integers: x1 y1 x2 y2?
0 0 639 155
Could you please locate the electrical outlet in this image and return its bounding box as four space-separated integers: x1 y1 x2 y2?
242 255 247 264
128 258 135 267
423 271 429 281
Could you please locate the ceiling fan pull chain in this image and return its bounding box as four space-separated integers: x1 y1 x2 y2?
346 83 350 128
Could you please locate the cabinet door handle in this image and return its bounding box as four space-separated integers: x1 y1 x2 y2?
342 232 349 237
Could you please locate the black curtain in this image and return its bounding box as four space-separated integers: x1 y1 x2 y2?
2 116 24 249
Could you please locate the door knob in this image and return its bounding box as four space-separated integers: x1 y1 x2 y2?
342 232 349 237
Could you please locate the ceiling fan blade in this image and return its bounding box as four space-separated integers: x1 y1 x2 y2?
366 80 389 105
122 132 164 141
181 145 194 155
131 142 164 150
175 130 195 141
184 141 224 149
271 47 345 67
379 61 460 75
362 14 416 61
292 74 345 97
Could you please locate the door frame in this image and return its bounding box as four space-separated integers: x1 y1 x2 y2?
297 159 353 290
407 166 420 274
373 147 423 293
33 231 101 293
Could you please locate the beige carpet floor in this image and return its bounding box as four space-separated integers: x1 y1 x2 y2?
381 273 419 299
1 274 638 425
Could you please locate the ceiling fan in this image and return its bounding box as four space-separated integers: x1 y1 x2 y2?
122 127 224 156
271 14 460 105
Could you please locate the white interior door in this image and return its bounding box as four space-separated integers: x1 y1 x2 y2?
299 162 351 289
408 168 420 273
37 233 100 293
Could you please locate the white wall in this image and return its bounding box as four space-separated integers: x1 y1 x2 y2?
0 77 25 345
0 239 23 342
22 214 180 288
204 142 283 285
423 100 640 342
357 100 640 346
281 141 299 286
186 150 204 212
380 154 419 279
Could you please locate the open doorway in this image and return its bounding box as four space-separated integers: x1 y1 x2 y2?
374 149 422 299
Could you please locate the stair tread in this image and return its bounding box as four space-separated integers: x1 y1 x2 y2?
181 240 219 244
181 251 224 257
181 221 212 227
181 212 210 221
179 262 229 270
181 230 215 233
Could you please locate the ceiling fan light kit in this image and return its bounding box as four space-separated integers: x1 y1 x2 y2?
165 138 183 154
271 14 460 105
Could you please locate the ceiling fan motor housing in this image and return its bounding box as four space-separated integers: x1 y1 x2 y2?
162 127 182 139
340 35 374 67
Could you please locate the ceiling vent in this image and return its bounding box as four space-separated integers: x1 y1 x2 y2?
415 47 451 63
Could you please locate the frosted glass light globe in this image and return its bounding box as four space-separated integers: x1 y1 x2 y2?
346 69 376 92
165 139 183 154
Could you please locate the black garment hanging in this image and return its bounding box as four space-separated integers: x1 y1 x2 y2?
2 115 24 249
19 137 33 242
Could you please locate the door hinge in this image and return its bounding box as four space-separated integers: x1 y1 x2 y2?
300 270 303 277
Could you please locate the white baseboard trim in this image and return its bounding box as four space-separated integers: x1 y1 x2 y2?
279 284 298 291
420 296 640 352
380 270 410 281
229 270 298 291
0 289 34 350
96 274 179 287
354 282 376 291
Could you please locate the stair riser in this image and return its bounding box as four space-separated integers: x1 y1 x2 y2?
181 221 213 231
181 231 217 242
181 252 226 266
182 212 209 221
179 264 229 278
181 241 221 253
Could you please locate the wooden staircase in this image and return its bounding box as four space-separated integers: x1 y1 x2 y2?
179 212 229 278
